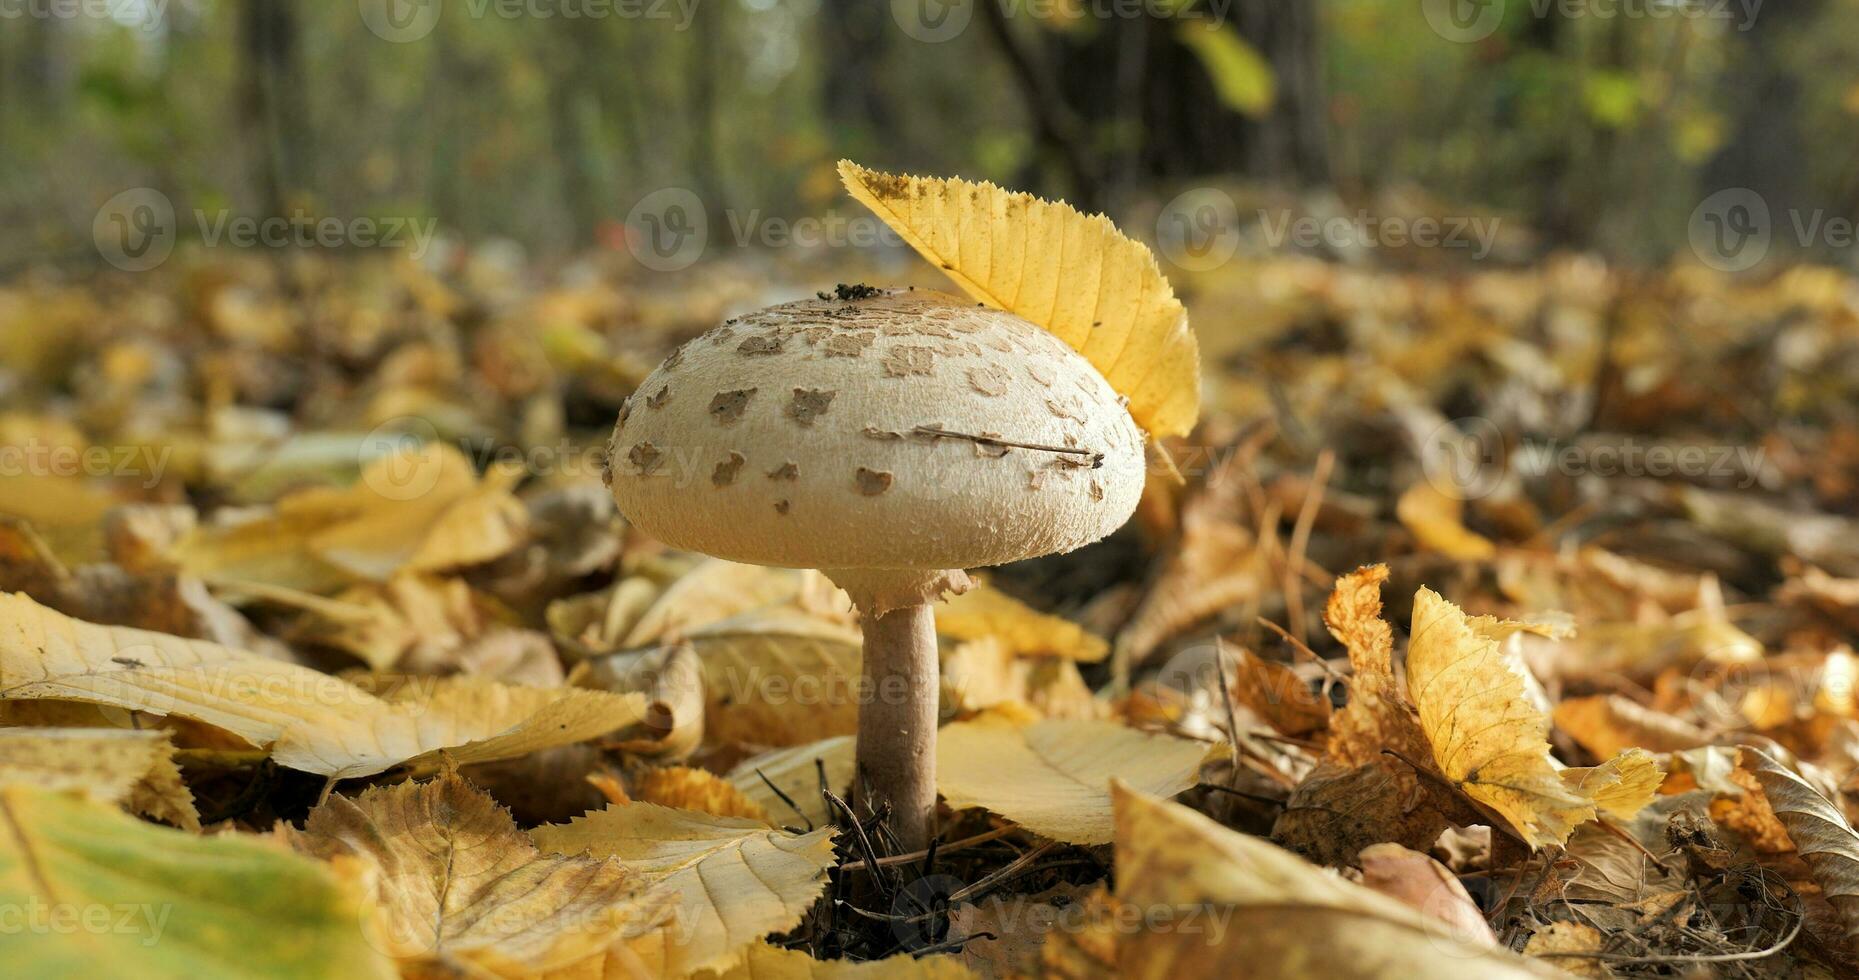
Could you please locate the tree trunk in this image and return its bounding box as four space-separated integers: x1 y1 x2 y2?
236 0 309 218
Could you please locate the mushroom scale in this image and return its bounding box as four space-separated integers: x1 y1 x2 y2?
607 289 1145 573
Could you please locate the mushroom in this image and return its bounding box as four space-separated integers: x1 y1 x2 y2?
605 288 1144 848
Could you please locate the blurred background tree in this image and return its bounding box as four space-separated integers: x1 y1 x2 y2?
1 0 1854 267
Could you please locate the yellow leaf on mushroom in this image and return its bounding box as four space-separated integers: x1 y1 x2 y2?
838 161 1200 438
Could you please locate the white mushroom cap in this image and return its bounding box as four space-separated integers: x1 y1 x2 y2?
606 288 1145 607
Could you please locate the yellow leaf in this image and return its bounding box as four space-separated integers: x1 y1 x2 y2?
533 803 837 977
0 593 646 778
0 785 393 980
937 717 1212 844
289 771 675 977
1396 482 1497 560
621 558 808 648
0 727 199 831
602 608 862 748
726 735 854 829
937 582 1108 662
1174 24 1275 117
633 766 769 823
175 444 527 592
693 942 976 979
1407 587 1593 847
1113 783 1561 979
838 161 1200 438
1560 747 1664 820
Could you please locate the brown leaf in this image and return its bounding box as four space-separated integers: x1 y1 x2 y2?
1743 746 1859 943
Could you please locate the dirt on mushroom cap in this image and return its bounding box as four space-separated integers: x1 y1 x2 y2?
606 289 1145 572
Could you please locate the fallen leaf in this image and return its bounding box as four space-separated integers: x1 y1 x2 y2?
838 160 1200 438
533 802 837 977
1521 921 1607 977
1396 482 1497 560
937 717 1212 844
1113 783 1561 979
0 784 393 979
937 582 1108 662
621 559 807 648
0 727 199 831
1407 586 1595 847
1 593 646 778
1223 640 1330 737
1357 842 1497 948
287 770 675 976
1560 747 1664 820
632 766 769 822
1743 746 1859 943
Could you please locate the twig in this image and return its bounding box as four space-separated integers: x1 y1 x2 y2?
911 425 1104 467
950 841 1057 903
841 825 1019 872
754 767 812 832
1284 449 1333 644
1257 616 1346 682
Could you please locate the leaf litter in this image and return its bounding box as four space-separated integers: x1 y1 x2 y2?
1 192 1858 979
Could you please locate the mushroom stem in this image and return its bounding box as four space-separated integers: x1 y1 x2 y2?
854 601 939 851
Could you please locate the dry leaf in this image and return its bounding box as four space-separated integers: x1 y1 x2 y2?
632 766 769 822
1553 695 1711 758
0 727 199 831
1743 746 1859 943
1 593 646 778
1521 921 1607 977
599 608 861 748
621 559 807 648
1560 747 1664 820
1223 640 1331 737
838 160 1200 438
533 803 837 977
937 717 1212 844
1113 783 1561 979
1407 586 1595 847
1396 482 1497 560
937 582 1108 662
1357 842 1497 948
288 770 675 976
